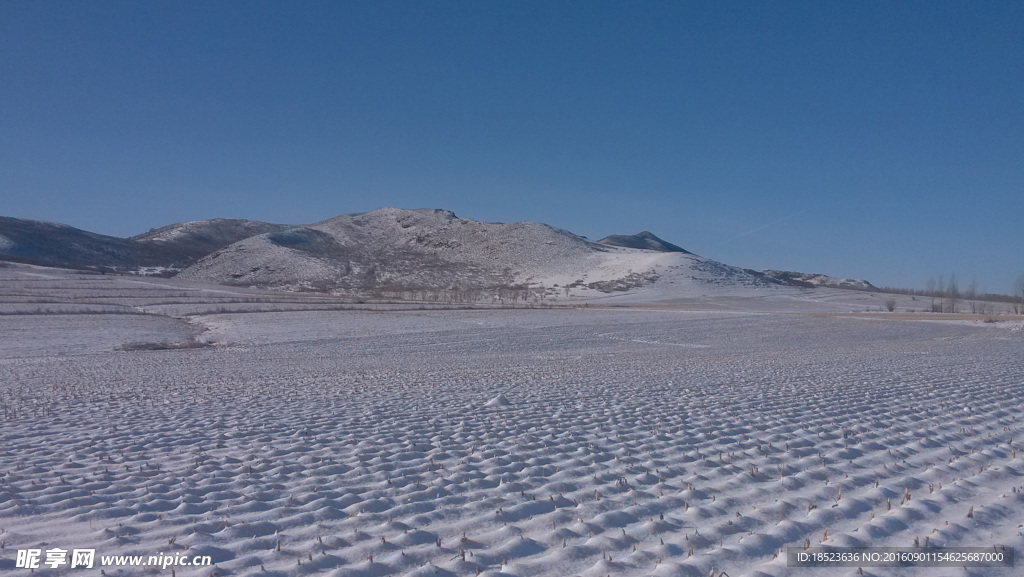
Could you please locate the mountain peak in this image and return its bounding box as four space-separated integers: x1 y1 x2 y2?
597 231 691 254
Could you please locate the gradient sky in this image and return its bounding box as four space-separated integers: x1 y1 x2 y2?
2 1 1022 292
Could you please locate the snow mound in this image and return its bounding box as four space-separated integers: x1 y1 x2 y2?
485 393 512 407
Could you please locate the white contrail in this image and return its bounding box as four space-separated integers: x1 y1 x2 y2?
721 209 806 244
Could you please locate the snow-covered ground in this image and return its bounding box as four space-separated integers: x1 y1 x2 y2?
1 264 1023 576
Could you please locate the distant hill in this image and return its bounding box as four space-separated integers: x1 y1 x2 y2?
760 269 875 291
175 208 614 294
0 216 172 271
0 216 287 273
132 219 291 262
1 208 877 298
597 231 691 254
174 208 779 298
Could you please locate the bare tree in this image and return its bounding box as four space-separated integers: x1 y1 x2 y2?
884 297 897 312
944 273 959 314
966 279 978 314
1014 273 1024 315
926 277 938 312
935 275 947 313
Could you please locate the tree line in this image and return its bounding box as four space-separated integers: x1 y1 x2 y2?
878 273 1024 315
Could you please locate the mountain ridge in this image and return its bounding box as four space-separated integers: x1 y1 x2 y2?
597 231 691 254
0 208 876 297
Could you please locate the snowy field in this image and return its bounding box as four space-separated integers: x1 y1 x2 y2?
1 267 1023 576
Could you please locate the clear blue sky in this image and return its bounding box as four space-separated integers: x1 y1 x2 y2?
2 1 1022 292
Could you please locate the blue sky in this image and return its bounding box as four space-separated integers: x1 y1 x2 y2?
2 1 1022 292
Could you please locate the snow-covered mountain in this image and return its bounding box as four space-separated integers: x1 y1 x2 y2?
0 216 287 273
760 269 875 291
174 208 775 297
0 216 173 271
1 208 874 298
173 208 607 293
132 218 291 262
597 231 691 253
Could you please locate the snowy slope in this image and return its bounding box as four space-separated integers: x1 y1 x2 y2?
0 216 171 270
132 218 291 261
597 231 691 253
760 269 875 290
176 208 776 299
0 216 288 273
2 209 879 301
